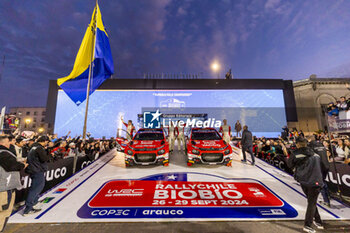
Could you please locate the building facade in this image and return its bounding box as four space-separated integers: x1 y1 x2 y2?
9 107 53 133
293 75 350 133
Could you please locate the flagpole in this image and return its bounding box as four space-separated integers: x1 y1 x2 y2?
82 1 98 141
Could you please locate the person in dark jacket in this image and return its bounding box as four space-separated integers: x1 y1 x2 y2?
23 136 51 215
241 125 255 165
21 139 34 158
308 135 331 207
288 137 326 233
7 135 16 156
0 135 26 232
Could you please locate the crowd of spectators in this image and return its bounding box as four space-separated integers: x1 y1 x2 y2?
1 130 116 165
327 96 350 117
1 114 20 134
252 130 350 165
0 129 116 230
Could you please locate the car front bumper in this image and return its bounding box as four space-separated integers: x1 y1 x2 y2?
187 152 233 165
125 153 169 166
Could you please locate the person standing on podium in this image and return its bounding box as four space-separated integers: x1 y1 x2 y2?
121 116 135 141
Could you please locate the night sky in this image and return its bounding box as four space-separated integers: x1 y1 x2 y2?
1 0 350 108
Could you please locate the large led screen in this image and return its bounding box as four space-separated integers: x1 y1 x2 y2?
55 89 287 138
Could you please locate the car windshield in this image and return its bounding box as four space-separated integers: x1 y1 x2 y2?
191 130 221 140
134 132 164 140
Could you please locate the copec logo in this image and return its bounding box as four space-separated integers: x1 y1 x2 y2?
143 109 222 129
77 173 298 219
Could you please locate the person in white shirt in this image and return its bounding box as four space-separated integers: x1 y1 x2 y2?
343 139 350 164
14 137 26 162
167 121 176 152
335 139 345 161
176 122 186 151
219 119 231 145
66 143 77 158
339 96 348 111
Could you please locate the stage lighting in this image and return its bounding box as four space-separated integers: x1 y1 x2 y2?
211 62 220 72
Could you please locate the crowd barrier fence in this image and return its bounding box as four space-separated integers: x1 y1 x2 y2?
15 150 112 203
256 151 350 205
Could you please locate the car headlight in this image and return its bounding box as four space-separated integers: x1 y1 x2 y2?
127 150 133 155
192 149 200 155
224 149 230 155
155 145 165 150
157 149 165 155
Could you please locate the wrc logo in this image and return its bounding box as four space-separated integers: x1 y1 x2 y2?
105 189 144 197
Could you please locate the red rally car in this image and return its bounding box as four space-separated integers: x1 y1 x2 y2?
124 128 169 167
116 137 128 152
186 128 233 166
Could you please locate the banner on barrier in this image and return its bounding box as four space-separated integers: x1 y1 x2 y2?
257 151 350 200
327 111 350 133
326 163 350 197
15 156 95 203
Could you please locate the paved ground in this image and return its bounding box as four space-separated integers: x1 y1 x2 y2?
10 150 350 224
7 149 350 232
4 220 350 233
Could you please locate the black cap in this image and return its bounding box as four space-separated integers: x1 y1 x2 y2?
296 136 307 144
16 137 25 143
37 136 50 143
0 135 9 140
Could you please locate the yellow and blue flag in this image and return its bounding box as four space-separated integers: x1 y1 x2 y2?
57 3 114 105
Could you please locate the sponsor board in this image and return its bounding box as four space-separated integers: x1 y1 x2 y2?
77 172 297 219
143 109 222 129
327 112 350 133
258 150 350 201
326 163 350 198
15 155 104 203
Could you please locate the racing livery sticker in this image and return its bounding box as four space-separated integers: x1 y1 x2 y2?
77 172 298 219
54 188 67 194
41 197 55 204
